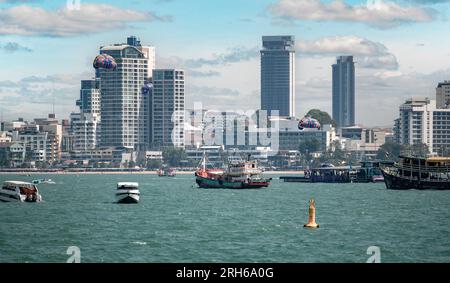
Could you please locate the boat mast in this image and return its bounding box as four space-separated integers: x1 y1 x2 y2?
202 151 206 171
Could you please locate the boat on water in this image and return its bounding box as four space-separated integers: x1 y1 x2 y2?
157 167 176 177
356 161 393 183
116 182 140 203
32 178 56 185
0 181 43 202
280 165 359 183
380 156 450 190
195 154 271 189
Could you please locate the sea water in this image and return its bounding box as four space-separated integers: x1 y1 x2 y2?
0 174 449 263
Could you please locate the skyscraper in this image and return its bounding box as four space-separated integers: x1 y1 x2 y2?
260 36 296 117
148 69 185 149
332 56 355 128
99 37 149 149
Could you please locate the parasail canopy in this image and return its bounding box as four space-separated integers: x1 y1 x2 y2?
141 83 153 94
93 54 117 70
298 116 321 130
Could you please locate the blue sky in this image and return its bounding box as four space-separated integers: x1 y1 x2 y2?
1 0 450 126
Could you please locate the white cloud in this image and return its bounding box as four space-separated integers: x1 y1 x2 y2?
297 36 399 70
0 72 91 120
0 4 171 37
269 0 434 28
157 46 259 78
296 68 450 126
186 85 259 111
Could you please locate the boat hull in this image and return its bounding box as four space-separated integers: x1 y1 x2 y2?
116 190 140 203
0 193 22 202
381 170 450 190
195 175 270 189
0 192 41 202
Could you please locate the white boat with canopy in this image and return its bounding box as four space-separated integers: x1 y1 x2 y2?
0 181 43 202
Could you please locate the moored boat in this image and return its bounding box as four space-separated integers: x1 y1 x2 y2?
116 182 140 203
157 167 176 177
356 161 391 183
0 181 43 202
195 153 271 189
380 156 450 190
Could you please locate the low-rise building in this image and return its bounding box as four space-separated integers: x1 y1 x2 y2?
396 97 450 154
0 131 12 143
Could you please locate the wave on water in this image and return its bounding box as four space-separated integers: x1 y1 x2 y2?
131 241 147 245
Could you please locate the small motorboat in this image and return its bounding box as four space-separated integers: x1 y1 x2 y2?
116 182 140 204
0 181 43 202
157 167 176 177
32 178 56 185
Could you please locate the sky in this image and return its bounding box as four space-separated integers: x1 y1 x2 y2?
1 0 450 127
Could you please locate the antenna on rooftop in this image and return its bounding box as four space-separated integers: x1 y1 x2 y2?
52 81 55 117
0 107 3 131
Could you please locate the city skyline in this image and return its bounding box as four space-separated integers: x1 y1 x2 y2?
1 0 450 127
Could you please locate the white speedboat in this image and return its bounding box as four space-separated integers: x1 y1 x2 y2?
116 182 140 204
0 181 43 202
32 178 56 185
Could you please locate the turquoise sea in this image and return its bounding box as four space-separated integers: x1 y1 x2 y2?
0 174 449 263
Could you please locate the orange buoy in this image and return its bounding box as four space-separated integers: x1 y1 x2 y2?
304 199 319 228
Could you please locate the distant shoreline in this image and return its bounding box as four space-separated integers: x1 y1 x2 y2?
0 170 302 175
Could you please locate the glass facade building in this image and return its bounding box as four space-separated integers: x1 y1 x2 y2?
260 36 296 117
332 56 355 127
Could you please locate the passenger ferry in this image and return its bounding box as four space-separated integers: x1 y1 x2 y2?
195 154 271 189
116 182 140 203
0 181 43 202
380 156 450 190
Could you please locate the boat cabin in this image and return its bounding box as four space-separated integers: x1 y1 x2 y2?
117 182 139 190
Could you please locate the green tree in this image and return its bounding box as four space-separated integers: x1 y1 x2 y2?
0 149 9 168
299 139 320 155
305 109 336 127
402 143 429 157
317 140 347 166
146 159 163 169
162 147 187 167
36 161 49 169
376 142 404 161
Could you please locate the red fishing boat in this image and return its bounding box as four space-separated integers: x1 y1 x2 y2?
195 153 271 189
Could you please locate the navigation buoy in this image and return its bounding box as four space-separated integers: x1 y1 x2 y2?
304 199 319 228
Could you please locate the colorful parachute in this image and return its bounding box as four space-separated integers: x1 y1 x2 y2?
93 54 117 70
142 83 153 94
298 116 321 130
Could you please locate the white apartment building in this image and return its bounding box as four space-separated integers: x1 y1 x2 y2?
99 38 149 149
397 97 450 154
13 130 48 162
73 113 101 151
